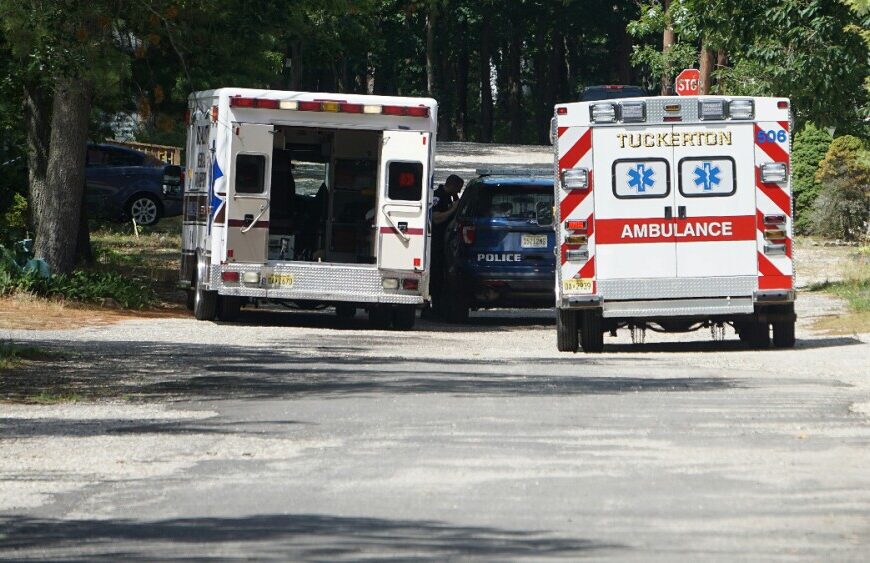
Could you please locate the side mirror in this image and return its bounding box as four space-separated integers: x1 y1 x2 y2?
535 201 553 227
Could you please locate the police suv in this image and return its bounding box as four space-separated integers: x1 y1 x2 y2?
442 170 555 322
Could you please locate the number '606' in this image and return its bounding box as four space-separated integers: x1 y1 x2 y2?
757 129 788 144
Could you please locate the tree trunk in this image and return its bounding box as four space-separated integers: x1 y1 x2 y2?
699 43 715 94
479 23 493 143
290 41 303 90
661 0 674 95
456 24 469 142
507 27 522 144
34 77 92 275
425 2 437 97
23 83 51 230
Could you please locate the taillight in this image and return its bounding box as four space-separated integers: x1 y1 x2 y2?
297 101 321 112
566 220 588 233
402 278 419 291
382 105 405 116
460 224 476 245
405 106 430 117
222 271 240 283
763 214 788 255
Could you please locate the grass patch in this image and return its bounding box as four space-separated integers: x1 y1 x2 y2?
810 246 870 334
24 390 84 404
0 341 49 370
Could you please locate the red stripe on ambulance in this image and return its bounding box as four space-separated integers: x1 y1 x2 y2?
596 216 756 245
558 129 591 170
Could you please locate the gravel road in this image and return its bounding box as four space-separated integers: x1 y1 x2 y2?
0 142 868 560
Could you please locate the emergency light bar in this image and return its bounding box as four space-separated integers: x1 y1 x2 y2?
229 96 430 117
621 102 646 123
699 99 727 120
590 103 617 123
728 99 754 119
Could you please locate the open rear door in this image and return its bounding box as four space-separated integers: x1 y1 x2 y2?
376 130 430 271
226 123 273 263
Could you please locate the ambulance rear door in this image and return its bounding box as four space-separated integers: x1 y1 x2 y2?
593 126 677 280
376 130 430 271
672 123 756 278
226 123 273 263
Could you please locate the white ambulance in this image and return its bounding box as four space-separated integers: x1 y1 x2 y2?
553 96 795 352
180 88 437 329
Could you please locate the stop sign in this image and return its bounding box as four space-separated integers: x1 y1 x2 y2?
675 68 700 96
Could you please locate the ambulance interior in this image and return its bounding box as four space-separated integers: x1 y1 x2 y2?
268 127 381 265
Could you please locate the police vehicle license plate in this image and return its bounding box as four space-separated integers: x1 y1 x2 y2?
521 234 548 248
268 273 295 288
562 278 593 294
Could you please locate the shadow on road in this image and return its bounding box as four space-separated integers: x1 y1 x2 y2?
0 336 739 406
0 513 622 559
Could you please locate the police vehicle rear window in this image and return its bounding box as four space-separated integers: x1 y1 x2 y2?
476 185 553 221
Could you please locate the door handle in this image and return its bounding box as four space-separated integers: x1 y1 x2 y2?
664 206 672 220
678 206 686 220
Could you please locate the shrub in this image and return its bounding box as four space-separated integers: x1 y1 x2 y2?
791 123 832 233
811 136 870 240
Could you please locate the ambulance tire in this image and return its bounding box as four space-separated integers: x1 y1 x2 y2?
391 305 416 330
580 310 604 353
750 322 771 349
556 309 579 352
772 321 795 348
218 296 243 322
193 255 217 321
368 306 392 329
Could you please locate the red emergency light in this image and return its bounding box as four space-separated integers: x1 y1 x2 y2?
229 96 430 118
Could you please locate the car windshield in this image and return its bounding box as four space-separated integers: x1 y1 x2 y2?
478 184 553 221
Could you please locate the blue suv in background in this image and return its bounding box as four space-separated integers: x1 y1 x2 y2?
441 170 555 322
85 144 182 226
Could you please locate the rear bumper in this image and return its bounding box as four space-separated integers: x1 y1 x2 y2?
559 275 794 318
210 262 426 305
460 271 554 306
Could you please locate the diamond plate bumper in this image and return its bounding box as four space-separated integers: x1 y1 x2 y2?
209 262 425 305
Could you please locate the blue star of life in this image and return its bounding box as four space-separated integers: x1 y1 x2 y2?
693 162 721 191
627 164 655 192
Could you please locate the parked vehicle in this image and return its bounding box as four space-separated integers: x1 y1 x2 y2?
180 88 438 328
441 170 555 322
553 95 795 352
85 143 183 226
580 85 646 101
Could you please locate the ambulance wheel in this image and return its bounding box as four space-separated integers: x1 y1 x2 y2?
580 310 604 353
749 322 771 349
335 303 356 320
368 306 392 329
193 254 217 321
556 309 579 352
391 305 416 330
772 321 795 348
218 296 243 322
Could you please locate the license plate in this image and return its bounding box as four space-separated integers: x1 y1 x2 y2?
521 234 548 248
562 278 593 294
268 273 295 288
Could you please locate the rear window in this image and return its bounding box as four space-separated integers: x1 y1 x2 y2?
235 154 266 194
387 161 423 201
580 86 646 101
475 184 553 221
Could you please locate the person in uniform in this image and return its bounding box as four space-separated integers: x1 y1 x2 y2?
428 174 464 317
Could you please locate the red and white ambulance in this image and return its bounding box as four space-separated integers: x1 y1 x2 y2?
553 96 795 352
180 88 437 329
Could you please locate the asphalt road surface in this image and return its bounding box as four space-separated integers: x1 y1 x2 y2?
1 289 868 561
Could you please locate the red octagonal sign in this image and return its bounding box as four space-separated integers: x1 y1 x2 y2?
675 68 700 96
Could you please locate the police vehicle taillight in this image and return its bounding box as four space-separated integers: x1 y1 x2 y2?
620 102 646 123
590 103 617 123
460 225 476 245
561 168 589 191
729 99 754 120
699 99 727 120
760 162 787 184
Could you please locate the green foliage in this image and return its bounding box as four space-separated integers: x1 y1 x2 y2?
791 124 833 233
810 136 870 240
0 257 156 308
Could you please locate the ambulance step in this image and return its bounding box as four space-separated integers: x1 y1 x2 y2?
602 297 754 318
597 276 756 300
